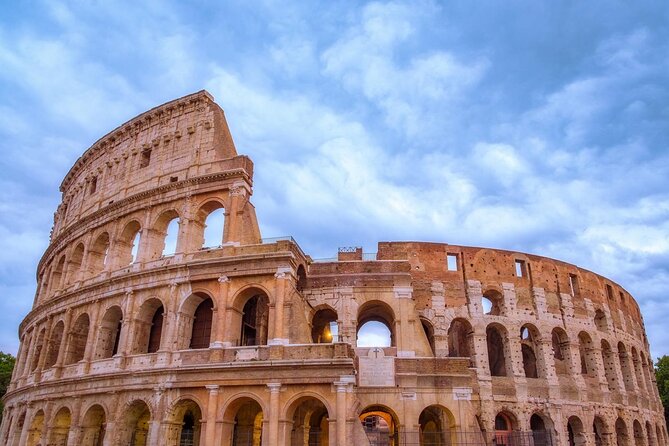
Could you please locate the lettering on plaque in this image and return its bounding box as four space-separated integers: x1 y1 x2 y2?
453 387 472 401
358 348 395 387
235 348 258 361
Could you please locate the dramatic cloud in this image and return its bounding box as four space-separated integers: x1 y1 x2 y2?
0 0 668 360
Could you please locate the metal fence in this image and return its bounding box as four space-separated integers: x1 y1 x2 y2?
363 430 554 446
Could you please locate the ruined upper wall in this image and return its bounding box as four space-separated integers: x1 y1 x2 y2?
52 90 241 239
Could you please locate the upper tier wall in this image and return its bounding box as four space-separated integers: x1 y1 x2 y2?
52 91 239 239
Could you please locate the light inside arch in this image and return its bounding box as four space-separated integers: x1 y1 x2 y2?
203 207 225 248
163 218 179 256
357 321 391 347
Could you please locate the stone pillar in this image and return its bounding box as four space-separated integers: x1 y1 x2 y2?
267 383 282 446
160 282 180 352
66 399 83 446
120 290 136 357
34 317 54 381
205 385 219 446
102 392 120 446
148 388 165 446
83 300 101 373
213 276 230 348
54 309 73 378
335 381 348 446
226 182 249 244
18 406 34 446
19 330 35 382
271 269 289 344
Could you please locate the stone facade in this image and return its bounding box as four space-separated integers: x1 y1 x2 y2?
1 91 666 446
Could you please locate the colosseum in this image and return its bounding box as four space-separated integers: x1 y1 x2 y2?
1 90 666 446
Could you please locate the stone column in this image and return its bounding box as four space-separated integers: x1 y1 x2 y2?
120 290 136 357
54 309 73 378
335 381 348 446
205 385 219 445
225 182 249 244
83 300 101 373
19 330 35 382
18 406 34 446
267 383 282 446
160 282 180 352
271 269 289 344
35 317 54 381
66 399 83 446
148 388 165 446
102 392 120 446
212 276 230 348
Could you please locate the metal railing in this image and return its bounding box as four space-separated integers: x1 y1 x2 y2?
363 430 554 446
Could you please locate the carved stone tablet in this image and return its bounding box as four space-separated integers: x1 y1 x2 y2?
358 348 395 387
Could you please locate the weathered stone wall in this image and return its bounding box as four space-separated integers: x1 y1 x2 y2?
1 92 666 446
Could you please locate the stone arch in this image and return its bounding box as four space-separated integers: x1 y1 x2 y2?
30 327 46 371
196 200 226 249
95 305 123 359
357 300 396 347
65 312 90 364
285 395 330 446
448 318 474 360
65 242 85 284
520 323 541 378
482 288 504 315
593 416 609 446
230 286 272 347
639 351 653 395
45 320 65 368
117 220 142 266
551 327 571 375
133 298 165 354
151 209 180 258
567 416 586 446
88 231 110 276
26 409 45 446
486 323 511 377
165 398 203 446
631 347 646 392
38 264 52 301
645 421 655 446
594 309 608 332
48 406 72 446
118 399 152 446
311 306 339 343
296 264 307 292
618 342 635 391
177 292 214 350
600 339 619 391
632 420 644 446
616 417 630 446
50 254 66 294
655 424 662 446
578 331 598 376
359 404 400 446
222 396 266 446
81 404 106 446
530 412 553 446
494 410 518 445
9 409 26 446
419 405 456 445
420 317 436 356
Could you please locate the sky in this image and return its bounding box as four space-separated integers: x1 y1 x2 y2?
0 1 668 359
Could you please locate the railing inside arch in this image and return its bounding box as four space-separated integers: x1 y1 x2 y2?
364 430 554 446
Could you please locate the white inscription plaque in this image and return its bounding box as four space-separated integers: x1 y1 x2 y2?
358 348 395 387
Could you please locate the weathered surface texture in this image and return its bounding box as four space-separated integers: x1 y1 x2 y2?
1 91 666 446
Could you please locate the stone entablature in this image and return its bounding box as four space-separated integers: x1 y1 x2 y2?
2 92 666 446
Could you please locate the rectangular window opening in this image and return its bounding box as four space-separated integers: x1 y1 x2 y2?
619 291 625 303
515 259 527 278
446 254 458 271
89 176 97 195
140 149 152 168
569 273 580 296
606 284 614 300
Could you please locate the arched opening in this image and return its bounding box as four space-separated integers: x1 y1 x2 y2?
288 396 329 446
448 318 473 360
486 324 509 377
26 410 44 446
118 220 142 266
168 399 203 446
618 343 635 391
311 308 339 343
296 265 307 292
357 301 395 347
631 348 646 392
132 299 165 354
65 313 90 364
419 405 455 445
567 416 585 446
39 265 52 300
494 412 516 446
632 420 644 446
593 416 607 446
66 243 85 284
51 255 66 293
655 425 662 446
45 320 65 368
240 294 269 346
163 218 180 256
482 289 503 315
81 404 106 446
48 407 72 446
420 318 436 356
520 324 540 378
578 331 597 376
616 418 629 446
594 310 608 332
360 405 399 446
95 306 123 359
9 410 26 446
230 399 264 446
530 413 551 446
640 352 653 394
30 328 46 372
601 340 619 391
189 296 214 349
645 421 654 446
200 204 225 249
88 232 110 276
120 400 151 446
551 328 571 376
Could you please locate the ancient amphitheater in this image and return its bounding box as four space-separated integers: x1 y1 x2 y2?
1 91 666 446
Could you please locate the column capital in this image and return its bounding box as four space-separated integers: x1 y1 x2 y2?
267 382 282 393
218 276 230 283
205 384 220 393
